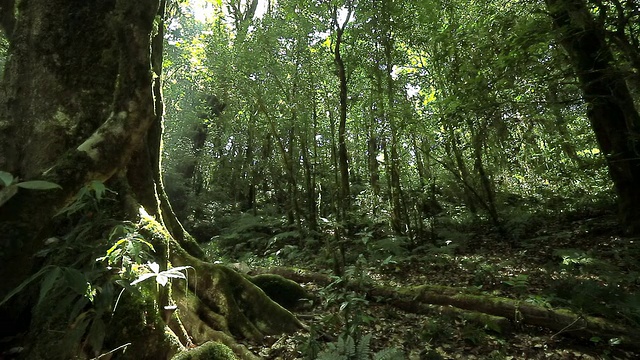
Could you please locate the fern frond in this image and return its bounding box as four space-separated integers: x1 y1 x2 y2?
343 335 356 356
373 347 405 360
355 333 372 360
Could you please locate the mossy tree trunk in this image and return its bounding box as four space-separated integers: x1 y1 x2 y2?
545 0 640 234
0 1 301 358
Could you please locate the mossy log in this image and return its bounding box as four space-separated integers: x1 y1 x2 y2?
257 267 640 350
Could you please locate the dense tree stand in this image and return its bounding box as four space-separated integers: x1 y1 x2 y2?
0 1 302 359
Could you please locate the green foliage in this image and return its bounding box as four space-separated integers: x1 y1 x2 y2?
0 263 115 358
549 276 640 327
458 256 500 287
308 268 404 360
421 317 454 343
553 248 619 279
502 208 544 241
0 170 62 207
554 248 594 268
0 180 124 357
316 334 404 360
1 179 184 358
368 235 409 258
56 180 115 217
461 322 488 346
502 274 529 295
0 171 12 187
216 214 280 249
97 223 156 278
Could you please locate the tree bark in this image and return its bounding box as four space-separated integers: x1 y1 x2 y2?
0 1 302 358
332 3 352 218
0 0 160 297
546 0 640 234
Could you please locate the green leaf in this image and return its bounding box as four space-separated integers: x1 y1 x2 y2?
373 347 405 360
16 180 62 190
38 267 62 306
69 297 90 322
0 171 14 186
0 184 18 207
63 268 89 295
66 313 91 347
0 266 53 307
88 318 106 353
104 239 127 257
609 337 622 346
89 180 107 200
356 333 372 357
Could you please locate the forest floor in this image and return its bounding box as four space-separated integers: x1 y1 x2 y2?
209 207 640 359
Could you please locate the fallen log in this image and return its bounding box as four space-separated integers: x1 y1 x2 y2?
255 267 640 350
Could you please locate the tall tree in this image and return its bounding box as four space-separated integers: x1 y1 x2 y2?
331 0 353 217
546 0 640 233
0 1 301 358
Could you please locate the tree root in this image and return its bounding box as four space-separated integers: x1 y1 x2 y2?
166 247 305 359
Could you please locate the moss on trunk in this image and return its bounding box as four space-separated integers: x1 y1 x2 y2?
0 1 304 359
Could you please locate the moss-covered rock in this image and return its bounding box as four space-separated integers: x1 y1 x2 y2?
249 274 312 310
171 341 237 360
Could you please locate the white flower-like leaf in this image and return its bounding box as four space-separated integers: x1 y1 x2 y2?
147 262 160 274
156 274 169 286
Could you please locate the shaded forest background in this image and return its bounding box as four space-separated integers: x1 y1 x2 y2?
162 0 628 256
156 1 640 355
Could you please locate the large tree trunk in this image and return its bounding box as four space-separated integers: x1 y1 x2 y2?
546 0 640 234
0 0 161 297
0 1 301 358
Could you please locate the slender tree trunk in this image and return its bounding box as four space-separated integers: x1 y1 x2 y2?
244 114 256 212
370 66 386 214
333 5 351 218
470 122 501 230
381 7 409 235
367 91 381 198
546 83 584 166
546 0 640 234
328 102 345 274
446 125 478 214
301 115 317 232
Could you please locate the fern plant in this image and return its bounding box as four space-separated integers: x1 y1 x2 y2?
316 334 404 360
314 262 405 360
